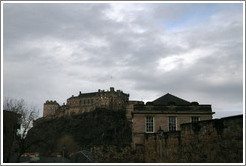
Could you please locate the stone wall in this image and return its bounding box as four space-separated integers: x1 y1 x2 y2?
126 101 144 122
145 132 181 163
91 145 144 163
144 115 243 163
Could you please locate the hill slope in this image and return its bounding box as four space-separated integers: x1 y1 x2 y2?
26 109 132 157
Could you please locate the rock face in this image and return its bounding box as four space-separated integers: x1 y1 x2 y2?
25 108 140 162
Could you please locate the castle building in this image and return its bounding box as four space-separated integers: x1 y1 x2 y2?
131 93 214 149
43 87 129 117
43 100 60 117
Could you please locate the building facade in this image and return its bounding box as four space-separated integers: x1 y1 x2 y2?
131 93 214 149
43 87 129 117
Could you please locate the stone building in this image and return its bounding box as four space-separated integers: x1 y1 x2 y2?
43 100 60 117
126 100 144 121
131 93 214 149
43 87 129 117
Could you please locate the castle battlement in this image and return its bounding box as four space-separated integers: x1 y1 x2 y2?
44 100 59 105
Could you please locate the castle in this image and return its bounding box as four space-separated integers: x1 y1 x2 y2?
43 87 129 117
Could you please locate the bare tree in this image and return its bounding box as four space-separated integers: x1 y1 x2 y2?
3 97 39 162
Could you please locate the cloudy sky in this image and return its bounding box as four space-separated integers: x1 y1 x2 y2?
2 2 244 118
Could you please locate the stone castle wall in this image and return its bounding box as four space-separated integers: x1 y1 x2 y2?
144 115 243 163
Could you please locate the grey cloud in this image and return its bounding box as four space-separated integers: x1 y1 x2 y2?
3 3 243 118
4 3 115 50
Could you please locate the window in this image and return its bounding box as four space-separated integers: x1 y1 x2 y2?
192 116 199 123
146 116 154 133
169 116 176 131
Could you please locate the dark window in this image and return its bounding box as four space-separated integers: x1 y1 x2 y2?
146 116 154 133
169 116 176 131
192 116 199 123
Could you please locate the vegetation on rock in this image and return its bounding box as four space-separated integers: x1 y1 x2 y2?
25 108 132 157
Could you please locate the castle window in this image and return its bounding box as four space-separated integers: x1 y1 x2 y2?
169 116 176 131
191 116 199 123
146 116 154 133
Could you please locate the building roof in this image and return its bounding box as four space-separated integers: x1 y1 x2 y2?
67 92 98 100
152 93 191 106
67 88 129 100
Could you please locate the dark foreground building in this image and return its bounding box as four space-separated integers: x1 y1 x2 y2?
3 110 21 162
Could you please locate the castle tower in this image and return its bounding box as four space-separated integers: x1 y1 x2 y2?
43 100 60 117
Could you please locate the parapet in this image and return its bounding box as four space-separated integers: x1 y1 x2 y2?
44 100 59 105
133 104 213 113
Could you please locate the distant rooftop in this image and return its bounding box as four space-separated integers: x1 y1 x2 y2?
152 93 191 106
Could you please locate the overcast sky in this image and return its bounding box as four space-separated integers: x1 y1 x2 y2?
2 2 244 118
